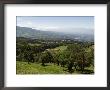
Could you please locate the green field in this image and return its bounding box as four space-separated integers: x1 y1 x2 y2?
16 61 94 74
47 45 67 53
54 46 67 51
16 61 68 74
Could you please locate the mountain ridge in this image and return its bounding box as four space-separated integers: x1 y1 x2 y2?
16 26 94 41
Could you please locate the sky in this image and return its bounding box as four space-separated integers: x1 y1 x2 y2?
16 16 94 34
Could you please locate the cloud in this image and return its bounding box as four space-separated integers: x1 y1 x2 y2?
27 21 33 25
32 25 60 31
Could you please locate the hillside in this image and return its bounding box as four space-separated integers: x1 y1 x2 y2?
16 26 94 41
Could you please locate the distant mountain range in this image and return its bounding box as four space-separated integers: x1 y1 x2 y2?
16 26 94 42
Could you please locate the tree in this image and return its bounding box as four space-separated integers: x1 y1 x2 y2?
41 50 53 66
58 52 68 67
66 44 82 72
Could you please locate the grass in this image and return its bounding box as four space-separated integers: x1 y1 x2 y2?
28 43 41 46
16 61 68 74
54 46 67 51
47 45 67 53
16 61 94 74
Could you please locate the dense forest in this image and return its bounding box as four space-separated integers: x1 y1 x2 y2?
16 37 94 74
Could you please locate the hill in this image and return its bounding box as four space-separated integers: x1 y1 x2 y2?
16 26 94 41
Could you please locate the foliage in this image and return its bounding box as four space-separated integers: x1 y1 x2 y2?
16 37 94 74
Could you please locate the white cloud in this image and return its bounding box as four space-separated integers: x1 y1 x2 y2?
32 25 60 31
27 21 33 25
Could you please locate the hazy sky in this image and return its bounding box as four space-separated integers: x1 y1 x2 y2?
17 16 94 33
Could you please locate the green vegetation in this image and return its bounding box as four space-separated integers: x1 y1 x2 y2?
16 61 93 74
16 37 94 74
16 61 68 74
54 46 67 51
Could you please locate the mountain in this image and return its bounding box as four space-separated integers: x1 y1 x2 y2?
16 26 94 41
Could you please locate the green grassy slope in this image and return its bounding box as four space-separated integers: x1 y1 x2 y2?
16 61 68 74
16 61 94 74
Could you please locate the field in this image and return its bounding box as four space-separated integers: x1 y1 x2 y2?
16 61 94 74
16 61 68 74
